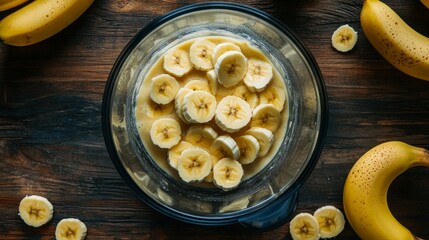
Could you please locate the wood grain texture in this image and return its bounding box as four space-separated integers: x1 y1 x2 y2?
1 0 429 239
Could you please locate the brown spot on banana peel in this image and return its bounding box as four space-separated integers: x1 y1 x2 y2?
360 0 429 80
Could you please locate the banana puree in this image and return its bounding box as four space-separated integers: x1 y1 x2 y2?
135 36 289 189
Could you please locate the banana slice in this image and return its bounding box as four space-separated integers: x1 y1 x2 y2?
150 74 180 105
206 69 219 95
243 58 273 92
182 90 217 123
212 42 241 63
259 85 286 112
214 51 247 88
183 79 211 93
215 96 252 133
235 135 260 165
18 195 53 227
189 39 216 71
174 87 193 123
331 24 358 52
203 153 221 183
233 85 259 109
163 48 192 77
177 147 212 183
290 213 320 240
141 99 174 119
150 118 182 149
210 135 240 160
55 218 87 240
168 141 194 169
245 127 274 157
313 205 345 238
251 103 281 132
185 125 218 149
213 158 244 190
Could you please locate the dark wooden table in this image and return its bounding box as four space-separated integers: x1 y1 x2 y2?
1 0 429 239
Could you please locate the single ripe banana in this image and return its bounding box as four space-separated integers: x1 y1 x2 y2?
189 39 216 71
183 79 211 93
149 118 182 149
210 135 240 160
185 125 218 149
55 218 87 240
213 158 244 190
181 90 217 123
0 0 93 46
206 70 219 95
177 147 212 183
289 213 320 240
168 141 194 169
361 0 429 80
243 58 273 92
233 85 259 109
19 195 53 227
331 24 358 52
174 88 193 123
245 127 273 157
163 48 192 77
313 205 345 238
212 42 242 63
150 74 180 105
215 96 252 133
251 103 281 132
343 141 429 240
214 51 247 88
0 0 28 11
141 100 174 119
259 85 286 112
235 135 260 165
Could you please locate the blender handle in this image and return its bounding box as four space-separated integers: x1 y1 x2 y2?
238 190 299 230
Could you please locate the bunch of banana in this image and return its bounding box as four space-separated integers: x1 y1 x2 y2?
147 37 288 190
18 195 87 240
343 141 429 239
0 0 93 46
360 0 429 80
289 205 345 240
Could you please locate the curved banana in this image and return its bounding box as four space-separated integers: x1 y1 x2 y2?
343 141 429 240
0 0 28 11
0 0 93 46
360 0 429 80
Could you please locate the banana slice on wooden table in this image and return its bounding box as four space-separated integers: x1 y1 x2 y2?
213 158 244 190
55 218 87 240
212 42 242 63
245 127 274 157
19 195 53 227
313 205 345 238
177 147 212 183
185 125 218 149
233 85 259 109
163 48 192 77
243 58 273 92
235 135 260 165
168 141 194 169
251 103 281 132
210 135 240 160
289 213 320 240
150 74 180 105
259 84 286 112
215 96 252 133
331 24 358 52
150 118 182 149
182 90 217 123
189 39 216 71
215 51 247 88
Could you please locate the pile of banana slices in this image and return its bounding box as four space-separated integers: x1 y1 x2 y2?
146 37 287 190
18 195 87 240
